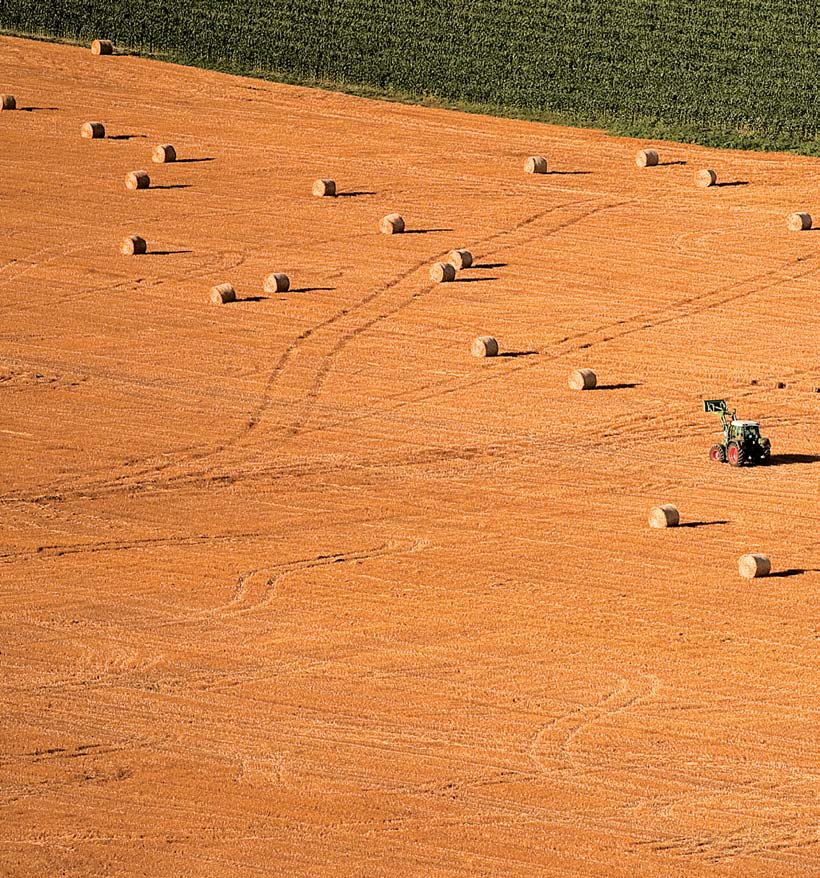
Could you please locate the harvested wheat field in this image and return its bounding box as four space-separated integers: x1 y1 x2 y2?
2 35 820 878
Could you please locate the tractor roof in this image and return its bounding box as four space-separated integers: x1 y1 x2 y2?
731 420 759 427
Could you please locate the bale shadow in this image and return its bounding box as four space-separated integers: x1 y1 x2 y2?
335 191 377 197
148 249 192 256
679 520 730 529
498 351 539 358
595 382 642 390
108 134 147 140
767 453 820 466
715 180 750 188
403 228 454 235
454 277 497 283
175 157 215 164
151 184 191 190
289 286 336 293
20 106 59 112
769 568 820 578
473 262 507 269
241 296 270 302
548 170 592 176
658 160 687 166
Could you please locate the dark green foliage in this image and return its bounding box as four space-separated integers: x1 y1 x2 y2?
3 0 820 154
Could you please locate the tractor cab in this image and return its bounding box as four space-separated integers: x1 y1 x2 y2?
730 420 761 442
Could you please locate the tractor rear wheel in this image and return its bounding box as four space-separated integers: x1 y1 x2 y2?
709 444 727 463
727 441 746 467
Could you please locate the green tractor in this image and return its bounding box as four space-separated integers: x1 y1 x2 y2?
704 399 770 466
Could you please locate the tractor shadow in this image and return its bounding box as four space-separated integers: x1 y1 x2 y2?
679 520 730 529
769 568 820 578
768 453 820 466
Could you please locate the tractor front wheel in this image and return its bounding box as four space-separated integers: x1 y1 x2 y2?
727 441 746 467
709 444 727 463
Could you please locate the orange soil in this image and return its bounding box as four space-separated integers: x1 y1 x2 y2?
1 35 819 877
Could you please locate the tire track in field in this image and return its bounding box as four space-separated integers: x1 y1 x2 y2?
222 538 420 617
283 196 632 437
528 675 658 771
0 197 604 505
306 251 818 426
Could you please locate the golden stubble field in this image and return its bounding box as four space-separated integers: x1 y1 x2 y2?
1 35 819 877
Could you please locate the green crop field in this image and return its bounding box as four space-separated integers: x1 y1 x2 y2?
2 0 820 154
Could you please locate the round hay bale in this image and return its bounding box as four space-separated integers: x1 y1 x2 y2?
263 272 290 293
430 262 456 283
448 248 473 270
312 178 336 197
91 39 114 55
120 235 146 256
210 283 236 304
524 155 548 174
152 144 177 163
80 121 105 139
787 212 812 231
568 368 597 391
648 504 680 528
380 213 405 235
0 94 16 111
635 148 659 168
695 169 717 188
471 336 498 358
125 170 150 190
738 553 771 580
